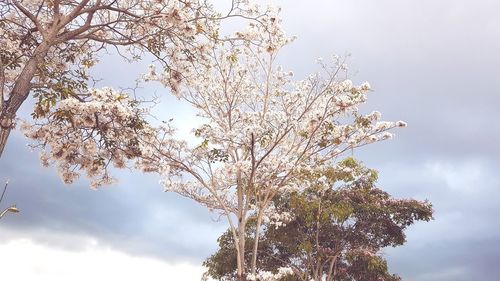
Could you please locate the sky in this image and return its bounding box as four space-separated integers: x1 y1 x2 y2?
1 0 500 280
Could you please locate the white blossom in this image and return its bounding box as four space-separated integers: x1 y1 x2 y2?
396 120 408 127
22 88 157 188
247 267 294 281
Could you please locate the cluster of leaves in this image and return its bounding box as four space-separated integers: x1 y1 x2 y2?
204 158 433 281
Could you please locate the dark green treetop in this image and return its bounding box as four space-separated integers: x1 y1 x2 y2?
204 158 433 281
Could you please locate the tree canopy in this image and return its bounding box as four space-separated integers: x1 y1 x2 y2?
204 158 433 281
0 0 253 156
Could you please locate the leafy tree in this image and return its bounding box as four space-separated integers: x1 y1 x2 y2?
0 0 255 156
204 158 433 281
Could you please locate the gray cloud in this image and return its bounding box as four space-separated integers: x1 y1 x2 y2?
274 1 500 280
0 131 225 263
357 157 500 281
277 0 500 164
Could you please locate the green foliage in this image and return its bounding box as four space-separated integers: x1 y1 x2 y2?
208 148 229 163
203 230 240 280
204 159 433 280
32 68 89 119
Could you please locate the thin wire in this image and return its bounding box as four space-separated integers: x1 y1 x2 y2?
0 181 8 207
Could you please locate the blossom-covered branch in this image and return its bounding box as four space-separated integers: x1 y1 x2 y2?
0 0 257 156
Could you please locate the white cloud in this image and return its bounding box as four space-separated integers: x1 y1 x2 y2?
0 238 205 281
426 160 482 192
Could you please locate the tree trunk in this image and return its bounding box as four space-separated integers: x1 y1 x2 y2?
235 170 247 281
236 220 247 281
0 41 50 158
250 211 263 275
0 126 12 157
326 254 339 281
313 196 323 281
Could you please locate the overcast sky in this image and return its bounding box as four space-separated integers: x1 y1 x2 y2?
1 1 499 280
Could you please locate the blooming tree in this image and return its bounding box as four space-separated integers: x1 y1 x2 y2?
0 0 256 156
137 6 406 279
22 3 408 279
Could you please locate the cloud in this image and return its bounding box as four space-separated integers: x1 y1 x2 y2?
0 238 205 281
0 131 225 263
375 158 500 281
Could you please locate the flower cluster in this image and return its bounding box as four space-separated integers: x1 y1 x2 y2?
22 88 156 188
247 267 294 281
261 204 293 229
